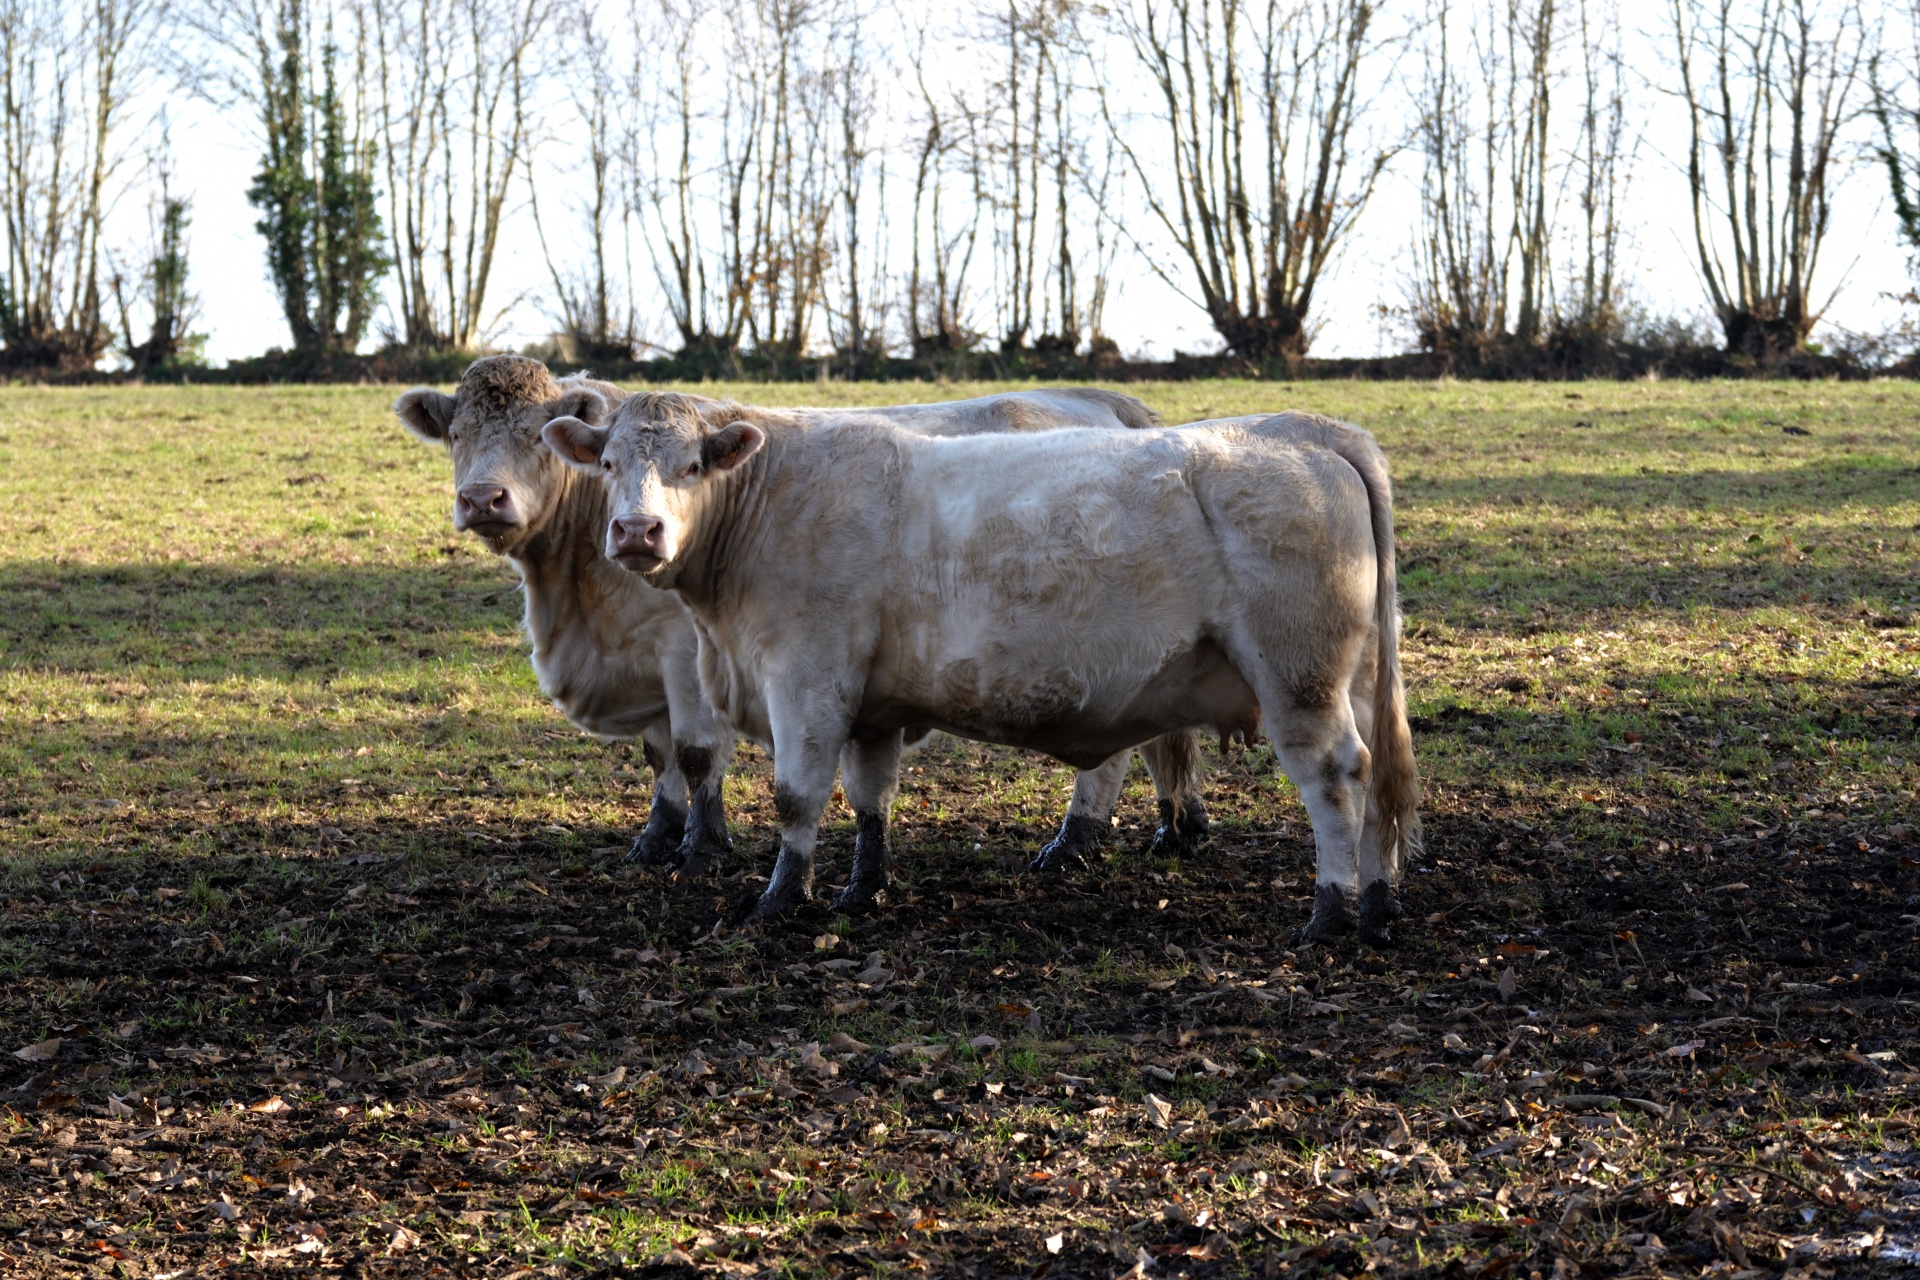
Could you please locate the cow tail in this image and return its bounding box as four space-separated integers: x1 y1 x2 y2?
1333 426 1421 878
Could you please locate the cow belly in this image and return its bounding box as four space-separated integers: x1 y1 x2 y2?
857 636 1256 770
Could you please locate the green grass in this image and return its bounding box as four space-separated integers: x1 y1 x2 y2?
1 379 1913 861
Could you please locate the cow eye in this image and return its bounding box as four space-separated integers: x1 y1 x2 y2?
684 462 703 479
601 459 611 470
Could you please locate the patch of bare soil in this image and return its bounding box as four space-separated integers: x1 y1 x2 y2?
1 757 1917 1279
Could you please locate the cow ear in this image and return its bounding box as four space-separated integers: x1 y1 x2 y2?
701 422 765 471
542 416 610 469
545 386 608 426
394 387 457 442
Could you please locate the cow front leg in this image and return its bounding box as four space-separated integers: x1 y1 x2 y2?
749 718 846 922
832 732 904 913
626 726 687 866
671 740 735 881
1142 731 1209 857
1031 753 1127 872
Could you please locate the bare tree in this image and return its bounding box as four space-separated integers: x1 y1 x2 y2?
902 10 987 355
1100 0 1394 359
1409 0 1557 355
737 0 836 357
979 0 1107 352
1870 0 1920 285
822 4 889 367
371 0 550 352
530 0 634 363
626 0 842 363
1564 0 1629 338
1669 0 1865 357
1 0 162 371
627 0 745 356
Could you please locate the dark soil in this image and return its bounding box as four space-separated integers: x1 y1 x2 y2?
2 736 1916 1278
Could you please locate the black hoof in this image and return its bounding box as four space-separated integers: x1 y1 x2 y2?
1289 882 1358 946
672 834 732 883
1357 880 1400 948
626 832 676 867
1147 797 1209 858
830 878 887 914
748 874 812 922
1030 813 1108 873
625 806 686 867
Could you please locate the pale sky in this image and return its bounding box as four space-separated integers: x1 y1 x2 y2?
135 8 1913 369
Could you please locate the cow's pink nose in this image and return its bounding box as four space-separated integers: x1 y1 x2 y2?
611 515 666 556
455 484 512 524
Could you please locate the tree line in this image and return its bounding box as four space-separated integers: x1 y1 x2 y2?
1 0 1915 377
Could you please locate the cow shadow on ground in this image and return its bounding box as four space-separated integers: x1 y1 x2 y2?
0 559 521 679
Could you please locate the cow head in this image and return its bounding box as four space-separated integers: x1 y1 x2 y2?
541 391 764 583
394 354 611 555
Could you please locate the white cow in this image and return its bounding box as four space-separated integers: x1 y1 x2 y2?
397 357 1210 889
543 393 1420 944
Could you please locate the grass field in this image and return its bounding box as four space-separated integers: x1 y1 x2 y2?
0 378 1916 1278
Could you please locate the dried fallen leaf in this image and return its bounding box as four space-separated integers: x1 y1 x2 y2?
1046 1232 1065 1255
1666 1040 1704 1058
1144 1093 1173 1129
1497 966 1519 1003
248 1095 290 1114
831 998 869 1017
968 1034 1000 1051
827 1031 871 1054
209 1199 241 1222
586 1066 626 1088
13 1038 60 1062
814 933 840 950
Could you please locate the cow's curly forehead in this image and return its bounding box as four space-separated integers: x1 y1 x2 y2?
456 354 559 412
604 392 724 464
449 357 566 447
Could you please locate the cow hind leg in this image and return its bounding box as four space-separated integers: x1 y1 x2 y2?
832 732 905 913
1031 753 1127 872
627 726 688 867
1345 640 1403 944
671 737 735 881
1142 731 1208 857
1265 702 1371 947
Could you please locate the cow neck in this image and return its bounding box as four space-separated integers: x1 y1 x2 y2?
509 466 630 650
667 426 792 612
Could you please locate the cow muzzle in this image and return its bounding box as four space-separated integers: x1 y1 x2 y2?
607 514 670 570
453 483 518 534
